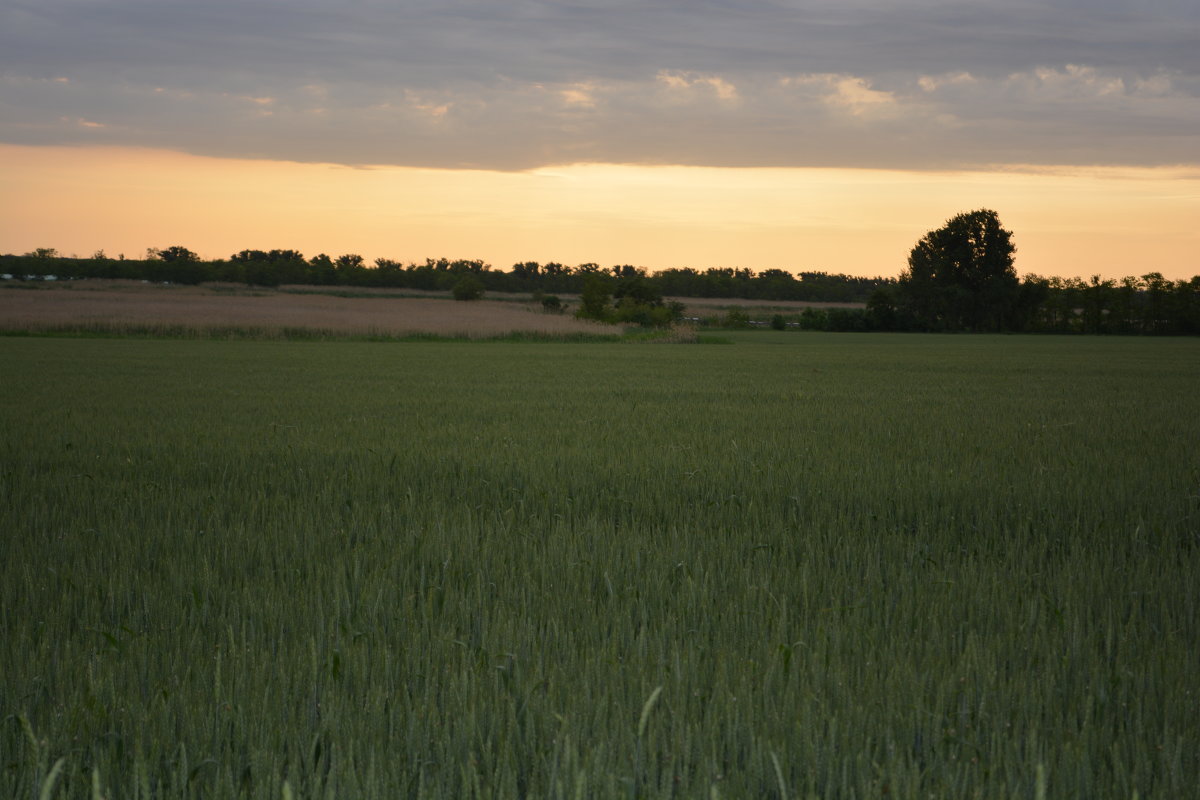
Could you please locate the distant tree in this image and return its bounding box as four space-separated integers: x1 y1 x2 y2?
227 250 298 283
446 259 488 274
156 245 200 263
143 246 204 283
1042 276 1079 332
613 273 662 306
1141 272 1170 334
577 273 614 321
1178 276 1200 334
1014 276 1051 332
1113 276 1142 334
611 264 645 280
308 253 336 285
230 249 268 263
231 249 279 286
899 209 1018 331
25 247 59 259
335 253 365 271
866 287 901 331
267 250 308 284
332 253 367 286
704 268 736 298
1080 274 1117 334
756 269 801 301
511 261 541 279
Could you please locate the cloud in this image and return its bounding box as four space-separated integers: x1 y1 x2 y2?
1 0 1198 170
558 83 599 109
779 74 901 119
918 72 976 93
657 71 739 102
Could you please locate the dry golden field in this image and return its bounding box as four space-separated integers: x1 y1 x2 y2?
0 280 617 338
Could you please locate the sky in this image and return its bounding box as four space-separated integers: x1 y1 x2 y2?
2 0 1198 280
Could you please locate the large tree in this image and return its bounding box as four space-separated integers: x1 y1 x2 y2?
900 209 1018 331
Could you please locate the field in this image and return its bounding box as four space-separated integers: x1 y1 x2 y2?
0 280 864 341
0 281 615 339
2 334 1198 799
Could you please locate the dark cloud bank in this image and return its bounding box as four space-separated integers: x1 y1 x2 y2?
2 0 1198 170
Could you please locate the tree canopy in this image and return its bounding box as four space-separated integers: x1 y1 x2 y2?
900 209 1018 331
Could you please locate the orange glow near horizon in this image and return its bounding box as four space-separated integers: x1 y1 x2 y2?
1 144 1197 281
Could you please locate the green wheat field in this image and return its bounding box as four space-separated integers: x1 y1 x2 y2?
2 334 1198 799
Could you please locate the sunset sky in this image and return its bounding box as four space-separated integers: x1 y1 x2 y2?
2 0 1197 280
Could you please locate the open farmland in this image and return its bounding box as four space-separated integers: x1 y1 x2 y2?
2 335 1198 799
0 281 614 339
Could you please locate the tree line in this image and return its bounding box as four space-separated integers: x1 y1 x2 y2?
0 247 892 303
4 217 1198 335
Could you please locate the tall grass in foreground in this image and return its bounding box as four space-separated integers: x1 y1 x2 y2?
1 335 1197 798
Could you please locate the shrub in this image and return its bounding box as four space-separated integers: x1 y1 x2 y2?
826 307 868 331
452 275 485 301
723 308 750 328
799 307 828 331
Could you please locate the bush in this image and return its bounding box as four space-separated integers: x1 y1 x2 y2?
826 307 868 331
452 275 485 301
799 308 828 331
723 308 750 328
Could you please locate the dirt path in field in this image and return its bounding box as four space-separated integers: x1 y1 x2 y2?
0 281 615 337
